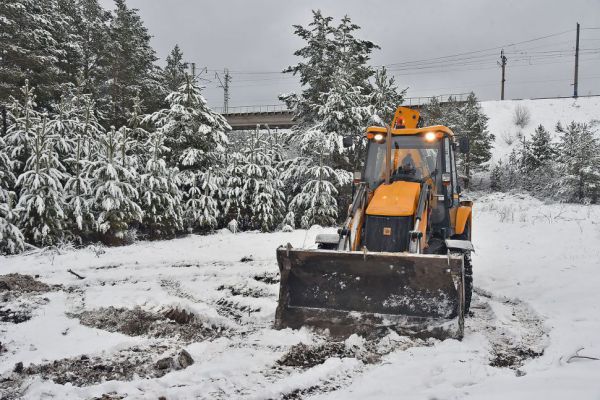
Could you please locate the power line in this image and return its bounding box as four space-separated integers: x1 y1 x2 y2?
383 29 575 68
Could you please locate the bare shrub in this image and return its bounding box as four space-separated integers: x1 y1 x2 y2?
513 105 531 128
501 131 515 145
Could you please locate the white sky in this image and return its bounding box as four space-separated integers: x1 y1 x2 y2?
100 0 600 109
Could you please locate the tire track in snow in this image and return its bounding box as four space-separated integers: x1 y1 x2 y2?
468 288 549 370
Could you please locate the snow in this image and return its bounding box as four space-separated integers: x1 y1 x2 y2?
481 96 600 163
1 196 600 398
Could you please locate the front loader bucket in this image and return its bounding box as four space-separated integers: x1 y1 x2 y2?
275 246 465 340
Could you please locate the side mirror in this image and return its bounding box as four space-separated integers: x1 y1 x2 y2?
458 136 470 153
342 136 353 148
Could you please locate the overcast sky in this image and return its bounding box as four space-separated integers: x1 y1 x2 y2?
100 0 600 109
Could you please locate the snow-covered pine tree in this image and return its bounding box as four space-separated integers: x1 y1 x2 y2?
144 75 230 172
68 0 112 99
16 116 67 246
529 124 555 169
5 81 41 175
143 75 229 232
139 131 183 238
47 92 79 166
105 0 160 127
457 92 494 183
63 129 94 243
237 127 286 231
184 168 220 233
87 126 142 244
281 11 377 126
222 150 246 227
283 127 352 228
0 0 69 106
370 66 406 125
125 94 150 168
162 45 188 93
555 122 600 203
0 133 25 254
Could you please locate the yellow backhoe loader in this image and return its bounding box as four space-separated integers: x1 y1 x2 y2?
275 107 474 339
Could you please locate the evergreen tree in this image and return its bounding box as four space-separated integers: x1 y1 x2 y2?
370 66 405 125
162 45 188 93
237 128 286 231
555 122 600 203
105 0 160 126
184 169 220 232
144 75 230 172
222 150 246 226
314 67 372 168
139 131 183 238
86 126 142 243
5 81 42 175
0 135 25 254
16 116 67 246
282 127 352 228
63 131 94 242
70 0 112 99
529 124 555 169
281 11 377 126
457 92 494 181
0 0 69 106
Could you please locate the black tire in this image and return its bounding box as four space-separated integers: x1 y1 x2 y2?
464 251 473 314
453 222 473 314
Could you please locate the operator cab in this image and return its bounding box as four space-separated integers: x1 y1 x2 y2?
361 109 462 244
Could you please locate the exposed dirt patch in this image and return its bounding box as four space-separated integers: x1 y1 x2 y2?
490 347 544 368
74 306 227 343
215 298 261 322
0 306 32 324
253 272 279 285
278 342 350 368
469 289 548 370
0 274 58 293
217 283 269 298
19 347 193 387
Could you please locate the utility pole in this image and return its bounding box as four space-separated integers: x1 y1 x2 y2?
191 62 196 79
498 49 507 100
215 68 231 113
574 22 580 98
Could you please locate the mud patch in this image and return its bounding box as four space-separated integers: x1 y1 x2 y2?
253 272 279 285
278 342 349 368
490 347 543 368
217 283 269 298
74 306 226 343
215 298 261 322
0 274 58 294
468 289 548 370
19 347 193 386
0 306 32 324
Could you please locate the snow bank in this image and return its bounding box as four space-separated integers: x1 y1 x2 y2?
481 96 600 162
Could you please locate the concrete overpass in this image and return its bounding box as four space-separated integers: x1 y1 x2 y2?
216 105 295 130
218 94 469 131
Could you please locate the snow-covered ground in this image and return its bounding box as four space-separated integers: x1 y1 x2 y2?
1 194 599 399
481 96 600 163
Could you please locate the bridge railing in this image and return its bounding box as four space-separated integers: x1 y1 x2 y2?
215 104 291 115
402 93 470 107
215 93 470 115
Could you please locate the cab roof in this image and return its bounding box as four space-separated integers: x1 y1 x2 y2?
365 125 455 137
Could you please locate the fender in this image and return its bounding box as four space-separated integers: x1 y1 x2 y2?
454 205 472 236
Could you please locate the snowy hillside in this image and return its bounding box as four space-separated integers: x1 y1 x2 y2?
481 96 600 163
1 194 599 399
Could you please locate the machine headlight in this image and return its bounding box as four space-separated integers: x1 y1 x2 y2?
373 133 385 142
424 132 437 142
